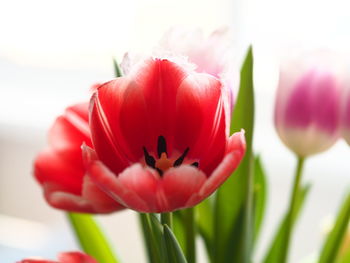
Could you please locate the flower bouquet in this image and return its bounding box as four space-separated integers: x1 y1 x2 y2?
19 29 350 263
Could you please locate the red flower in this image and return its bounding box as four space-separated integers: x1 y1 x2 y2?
85 58 246 213
34 103 124 213
19 251 97 263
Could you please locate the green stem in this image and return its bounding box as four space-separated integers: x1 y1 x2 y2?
161 212 173 228
281 157 305 263
184 208 196 263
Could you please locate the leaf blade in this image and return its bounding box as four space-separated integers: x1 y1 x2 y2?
263 184 311 263
67 213 119 263
319 192 350 263
214 46 255 263
164 224 188 263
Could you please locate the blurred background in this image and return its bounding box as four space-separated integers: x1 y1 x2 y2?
1 0 350 262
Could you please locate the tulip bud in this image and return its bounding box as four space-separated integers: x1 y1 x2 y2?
274 52 342 157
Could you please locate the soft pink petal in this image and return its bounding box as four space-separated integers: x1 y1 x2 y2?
161 166 206 211
82 176 124 213
117 164 160 212
43 182 94 213
86 159 151 212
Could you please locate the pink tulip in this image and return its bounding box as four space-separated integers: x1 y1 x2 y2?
34 103 124 213
85 58 246 213
19 251 97 263
275 53 342 157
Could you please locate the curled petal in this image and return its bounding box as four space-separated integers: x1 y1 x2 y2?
197 131 246 201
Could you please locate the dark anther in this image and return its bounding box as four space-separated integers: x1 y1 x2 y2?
143 147 156 168
191 162 199 168
157 135 167 158
173 147 189 167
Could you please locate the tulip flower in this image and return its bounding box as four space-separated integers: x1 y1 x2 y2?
275 55 342 157
19 251 97 263
34 103 124 213
341 89 350 145
84 58 245 213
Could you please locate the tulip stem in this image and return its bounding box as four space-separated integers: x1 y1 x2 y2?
161 212 173 229
282 156 305 263
184 207 196 263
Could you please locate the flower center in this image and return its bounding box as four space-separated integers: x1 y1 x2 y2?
143 135 199 176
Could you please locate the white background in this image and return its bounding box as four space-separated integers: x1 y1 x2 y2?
0 0 350 262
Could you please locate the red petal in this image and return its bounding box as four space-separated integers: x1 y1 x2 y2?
34 150 83 194
49 103 91 153
198 131 246 198
161 165 206 211
90 85 131 174
174 74 227 173
58 251 98 263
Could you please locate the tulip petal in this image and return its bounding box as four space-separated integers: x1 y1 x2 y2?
49 103 91 152
58 251 98 263
34 150 83 194
43 182 94 213
117 164 160 212
197 131 246 200
86 158 151 212
118 59 188 157
175 73 227 174
82 176 124 213
90 85 131 174
161 166 206 211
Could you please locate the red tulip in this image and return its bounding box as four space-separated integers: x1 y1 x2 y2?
19 251 97 263
85 58 246 213
34 103 124 213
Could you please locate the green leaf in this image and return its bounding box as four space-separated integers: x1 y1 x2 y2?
173 211 187 254
319 192 350 263
67 213 119 263
113 58 123 77
149 214 168 262
214 46 254 263
139 213 162 263
253 155 268 244
164 224 189 263
196 198 214 261
263 184 311 263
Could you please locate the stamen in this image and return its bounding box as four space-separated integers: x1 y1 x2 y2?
191 162 199 168
157 135 167 158
173 147 189 167
143 147 156 168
